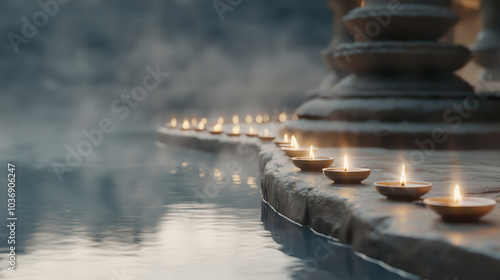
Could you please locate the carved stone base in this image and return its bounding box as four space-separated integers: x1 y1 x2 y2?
283 119 500 149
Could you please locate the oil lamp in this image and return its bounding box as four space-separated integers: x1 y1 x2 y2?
181 119 190 130
374 164 432 201
281 136 316 157
209 123 223 135
323 154 371 184
278 112 287 122
227 125 241 137
258 128 275 142
167 118 177 129
191 118 198 128
291 145 334 172
245 126 258 137
195 121 206 132
274 133 290 147
424 184 496 222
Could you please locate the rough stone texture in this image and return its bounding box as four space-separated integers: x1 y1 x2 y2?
157 126 500 280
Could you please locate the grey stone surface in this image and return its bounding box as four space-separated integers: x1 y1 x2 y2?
157 126 500 280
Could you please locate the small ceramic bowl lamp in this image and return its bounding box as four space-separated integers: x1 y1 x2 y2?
281 136 316 157
227 124 241 137
323 154 371 184
374 164 432 201
258 128 275 141
424 184 496 223
291 145 334 172
246 126 258 137
274 133 290 147
209 123 223 135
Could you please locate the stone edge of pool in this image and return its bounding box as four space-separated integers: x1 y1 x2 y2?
156 127 500 280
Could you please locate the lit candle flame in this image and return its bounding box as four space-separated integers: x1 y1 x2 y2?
249 126 255 134
182 119 190 130
232 125 240 134
200 118 207 124
284 133 289 143
170 118 177 128
279 112 287 122
400 164 406 187
310 145 315 160
199 122 205 130
255 115 263 124
344 154 348 171
263 114 270 122
264 128 269 137
191 118 198 127
454 184 462 203
217 117 224 124
233 115 239 124
290 135 299 149
245 114 253 124
214 123 222 132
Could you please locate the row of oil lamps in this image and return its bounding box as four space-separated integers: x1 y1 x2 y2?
167 119 496 223
167 113 289 132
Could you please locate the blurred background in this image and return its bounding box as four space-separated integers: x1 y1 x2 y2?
0 0 332 137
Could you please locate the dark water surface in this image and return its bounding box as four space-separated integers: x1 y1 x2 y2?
0 131 417 279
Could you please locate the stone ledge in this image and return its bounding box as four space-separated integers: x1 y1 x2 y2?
157 126 500 280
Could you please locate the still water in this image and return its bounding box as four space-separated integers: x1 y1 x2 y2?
0 131 417 280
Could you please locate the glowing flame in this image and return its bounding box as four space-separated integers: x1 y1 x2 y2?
310 145 315 159
454 184 462 203
198 122 205 130
191 118 198 127
344 154 348 171
290 135 299 149
284 133 289 143
233 115 239 124
200 118 208 124
400 164 406 187
263 114 270 122
217 117 224 124
214 123 222 132
264 128 269 137
255 115 263 124
279 112 287 122
182 119 190 130
249 127 255 134
232 125 240 134
170 118 177 128
245 115 253 124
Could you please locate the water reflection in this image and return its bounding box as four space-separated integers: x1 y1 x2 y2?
0 132 415 279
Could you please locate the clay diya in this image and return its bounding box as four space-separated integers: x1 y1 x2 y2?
281 136 316 158
374 164 431 201
245 126 258 137
209 123 223 135
323 154 371 184
258 128 275 142
181 119 190 131
292 145 333 172
194 122 206 132
424 184 496 222
274 133 290 147
227 125 241 137
167 118 177 129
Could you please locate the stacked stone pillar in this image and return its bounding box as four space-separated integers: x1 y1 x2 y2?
286 0 500 149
